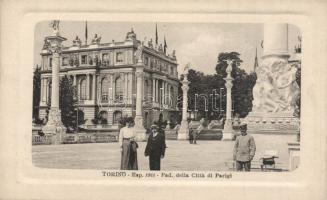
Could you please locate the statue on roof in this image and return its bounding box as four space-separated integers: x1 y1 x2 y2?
158 44 163 52
91 34 101 44
148 38 154 48
50 20 60 35
134 42 144 63
171 50 176 59
125 28 137 41
42 39 50 50
73 36 82 46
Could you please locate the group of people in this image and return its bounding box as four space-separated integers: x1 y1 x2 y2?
119 117 166 170
119 117 256 172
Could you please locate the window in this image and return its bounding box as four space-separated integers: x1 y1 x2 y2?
102 53 109 66
144 57 149 66
150 59 154 69
115 76 123 101
116 52 123 62
49 58 52 69
101 78 109 102
170 66 174 75
62 57 68 66
80 78 87 100
81 55 87 65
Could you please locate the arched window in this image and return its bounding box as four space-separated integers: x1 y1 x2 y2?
101 78 109 102
115 76 123 101
144 80 149 100
170 86 174 107
80 78 87 100
113 111 122 125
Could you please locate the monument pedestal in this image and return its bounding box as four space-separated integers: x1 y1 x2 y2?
42 108 66 145
134 115 146 142
243 112 299 134
177 120 189 140
222 120 234 141
288 142 300 171
222 119 234 140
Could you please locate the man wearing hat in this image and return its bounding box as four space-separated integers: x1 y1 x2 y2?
233 123 256 171
144 124 167 170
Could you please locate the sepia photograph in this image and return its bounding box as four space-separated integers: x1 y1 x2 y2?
32 21 301 172
1 0 326 200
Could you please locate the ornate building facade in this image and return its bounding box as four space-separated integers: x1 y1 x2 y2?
39 29 180 129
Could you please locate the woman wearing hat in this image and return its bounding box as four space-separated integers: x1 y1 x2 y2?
119 117 138 170
144 124 167 170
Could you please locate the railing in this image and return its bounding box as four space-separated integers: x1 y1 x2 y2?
32 135 52 145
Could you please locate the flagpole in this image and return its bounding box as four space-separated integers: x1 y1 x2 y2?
85 21 88 45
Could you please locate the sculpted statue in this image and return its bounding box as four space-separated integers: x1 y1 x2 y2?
134 43 144 62
252 57 300 113
42 39 50 50
50 20 60 31
172 50 176 59
73 36 82 46
91 34 101 44
148 38 154 48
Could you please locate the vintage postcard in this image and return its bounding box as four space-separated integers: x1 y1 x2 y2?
0 0 326 200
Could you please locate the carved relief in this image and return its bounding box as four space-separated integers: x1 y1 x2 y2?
252 57 300 113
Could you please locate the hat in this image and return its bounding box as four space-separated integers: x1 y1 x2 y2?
150 124 159 130
125 117 134 124
239 123 247 130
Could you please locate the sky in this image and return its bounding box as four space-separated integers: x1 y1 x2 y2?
34 21 301 75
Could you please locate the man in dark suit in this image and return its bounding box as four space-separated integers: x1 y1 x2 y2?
144 125 166 170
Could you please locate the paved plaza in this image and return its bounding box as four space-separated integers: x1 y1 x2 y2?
32 134 296 171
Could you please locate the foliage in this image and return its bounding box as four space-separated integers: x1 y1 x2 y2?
294 65 301 118
59 75 85 131
32 65 41 122
185 52 257 120
215 52 257 118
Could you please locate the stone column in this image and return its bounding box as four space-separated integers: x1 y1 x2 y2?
177 75 190 140
86 73 90 100
73 74 76 86
124 73 128 102
42 31 67 145
109 74 114 103
222 60 234 140
134 63 146 141
92 74 96 100
244 23 300 133
128 73 133 104
152 78 156 103
263 23 289 57
168 83 171 108
41 78 46 102
156 79 159 103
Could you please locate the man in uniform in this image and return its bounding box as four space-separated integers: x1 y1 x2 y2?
233 123 256 171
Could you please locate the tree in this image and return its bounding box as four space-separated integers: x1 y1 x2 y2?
294 65 301 118
186 69 226 120
215 52 257 118
59 75 85 131
32 65 41 122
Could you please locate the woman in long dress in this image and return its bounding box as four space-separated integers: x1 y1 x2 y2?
119 117 138 170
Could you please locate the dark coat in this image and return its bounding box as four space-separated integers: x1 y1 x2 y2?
145 131 166 157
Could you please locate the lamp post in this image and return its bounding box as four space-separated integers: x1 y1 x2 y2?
222 60 234 140
177 64 190 140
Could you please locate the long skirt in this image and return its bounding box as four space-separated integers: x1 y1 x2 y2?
120 140 138 170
